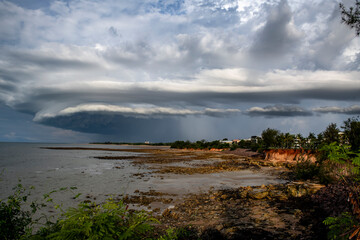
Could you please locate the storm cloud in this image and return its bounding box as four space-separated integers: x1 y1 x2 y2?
313 105 360 115
0 0 359 142
245 105 312 117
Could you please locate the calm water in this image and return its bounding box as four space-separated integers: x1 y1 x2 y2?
0 143 148 209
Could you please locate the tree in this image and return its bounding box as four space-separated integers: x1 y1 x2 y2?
261 128 279 149
284 132 295 149
317 133 324 144
342 117 360 151
322 123 340 144
340 0 360 36
306 132 318 149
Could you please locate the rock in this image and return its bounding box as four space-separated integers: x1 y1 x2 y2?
162 208 171 217
249 190 269 200
215 224 224 231
294 209 303 218
269 190 288 201
161 208 179 219
239 189 248 198
223 227 238 237
305 183 325 194
287 184 308 197
220 194 228 200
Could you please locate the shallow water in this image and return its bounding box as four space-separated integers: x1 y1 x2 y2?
0 143 285 214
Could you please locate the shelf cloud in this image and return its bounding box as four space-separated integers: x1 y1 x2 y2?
245 105 313 117
0 0 359 142
313 105 360 115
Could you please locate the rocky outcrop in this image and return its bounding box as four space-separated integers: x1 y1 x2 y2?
264 149 318 163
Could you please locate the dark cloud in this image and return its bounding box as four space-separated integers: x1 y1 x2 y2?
6 84 360 118
0 104 94 142
313 105 360 115
38 112 183 142
250 0 301 58
245 105 313 117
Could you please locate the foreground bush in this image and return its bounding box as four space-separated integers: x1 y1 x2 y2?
37 199 157 240
0 184 193 240
0 182 38 240
293 159 320 180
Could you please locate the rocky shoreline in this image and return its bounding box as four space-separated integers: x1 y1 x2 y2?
48 146 329 239
112 148 328 239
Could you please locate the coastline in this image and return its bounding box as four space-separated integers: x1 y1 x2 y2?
1 144 328 239
49 146 327 239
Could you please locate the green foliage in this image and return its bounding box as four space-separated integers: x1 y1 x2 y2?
170 140 230 150
319 142 360 176
0 181 193 240
322 123 340 145
323 212 358 240
342 117 360 152
230 139 261 152
293 159 320 180
261 128 279 149
317 162 337 185
0 181 37 240
320 143 349 164
157 227 197 240
45 199 159 240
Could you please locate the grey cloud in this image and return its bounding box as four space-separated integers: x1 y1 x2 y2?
38 112 183 142
7 50 99 70
250 0 302 58
191 3 239 28
311 7 354 70
313 105 360 115
293 2 356 71
108 26 120 37
245 105 313 117
345 52 360 70
5 80 360 118
33 104 241 121
1 0 360 142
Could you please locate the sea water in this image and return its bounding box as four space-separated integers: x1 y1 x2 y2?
0 143 148 211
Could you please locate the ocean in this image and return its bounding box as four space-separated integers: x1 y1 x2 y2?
0 143 150 212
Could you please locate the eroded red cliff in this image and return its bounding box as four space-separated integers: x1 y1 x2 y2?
264 149 318 163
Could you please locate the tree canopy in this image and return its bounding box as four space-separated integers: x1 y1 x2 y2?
340 0 360 35
322 123 340 144
343 117 360 151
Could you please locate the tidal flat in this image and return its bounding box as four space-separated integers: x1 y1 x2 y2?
0 144 327 239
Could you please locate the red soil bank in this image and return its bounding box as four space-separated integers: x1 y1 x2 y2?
264 149 318 163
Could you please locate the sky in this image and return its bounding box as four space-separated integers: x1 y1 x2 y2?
0 0 360 143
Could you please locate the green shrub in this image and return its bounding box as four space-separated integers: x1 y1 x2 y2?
44 199 158 240
0 182 38 240
0 182 193 240
323 212 359 240
317 162 336 185
293 159 320 180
